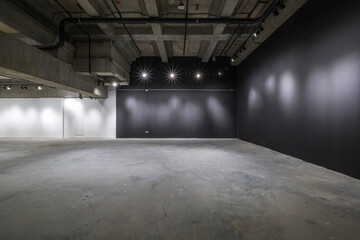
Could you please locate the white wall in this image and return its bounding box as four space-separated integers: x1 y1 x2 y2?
64 89 116 138
0 90 116 138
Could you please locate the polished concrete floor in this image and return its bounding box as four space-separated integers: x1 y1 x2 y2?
0 139 359 240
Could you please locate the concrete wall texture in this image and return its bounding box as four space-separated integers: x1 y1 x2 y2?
0 90 116 138
236 0 360 178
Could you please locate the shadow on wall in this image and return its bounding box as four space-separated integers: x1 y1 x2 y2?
237 0 360 178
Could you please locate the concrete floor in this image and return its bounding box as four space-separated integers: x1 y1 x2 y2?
0 139 359 240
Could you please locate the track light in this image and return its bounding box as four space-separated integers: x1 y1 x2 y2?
178 1 185 10
273 9 279 16
278 1 286 10
36 85 42 90
112 81 119 87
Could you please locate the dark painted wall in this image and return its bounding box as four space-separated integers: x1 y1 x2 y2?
237 0 360 178
117 57 236 138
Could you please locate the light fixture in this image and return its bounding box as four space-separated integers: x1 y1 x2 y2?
278 1 286 10
232 55 238 62
178 1 185 10
4 86 11 90
142 72 148 78
253 32 257 37
21 85 28 90
112 81 119 87
170 73 175 79
258 26 264 32
36 85 42 90
218 72 222 76
273 9 279 16
196 73 201 79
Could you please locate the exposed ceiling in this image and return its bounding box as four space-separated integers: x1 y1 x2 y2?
0 0 307 66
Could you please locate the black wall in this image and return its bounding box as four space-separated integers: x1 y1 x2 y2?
117 57 237 138
237 0 360 178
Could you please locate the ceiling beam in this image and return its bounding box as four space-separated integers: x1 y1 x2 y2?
144 0 168 62
0 32 106 98
202 0 241 62
0 0 55 45
77 0 114 36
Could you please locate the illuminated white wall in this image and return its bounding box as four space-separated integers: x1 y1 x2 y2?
0 90 116 138
0 98 63 138
64 89 116 138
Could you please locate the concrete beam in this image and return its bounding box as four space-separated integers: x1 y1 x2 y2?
202 0 241 62
0 0 55 44
77 0 115 37
0 32 106 98
144 0 168 62
0 85 79 98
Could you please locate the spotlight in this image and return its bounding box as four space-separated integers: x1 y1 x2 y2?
253 32 257 37
178 1 185 10
112 81 119 87
142 72 148 78
278 1 286 10
36 85 42 90
170 73 175 79
4 86 11 90
218 72 222 76
273 9 279 16
196 73 201 79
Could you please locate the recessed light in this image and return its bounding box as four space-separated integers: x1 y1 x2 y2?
170 73 175 79
112 81 119 87
142 72 148 78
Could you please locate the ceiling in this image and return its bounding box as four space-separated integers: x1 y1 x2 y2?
0 0 307 65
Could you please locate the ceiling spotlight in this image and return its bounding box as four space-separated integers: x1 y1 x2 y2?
253 32 257 37
178 1 185 10
112 81 119 87
218 72 222 76
231 58 235 62
142 72 148 78
196 73 201 79
278 1 286 10
170 73 175 79
273 9 279 16
4 86 11 90
36 85 42 90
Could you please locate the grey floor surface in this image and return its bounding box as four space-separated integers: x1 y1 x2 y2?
0 139 359 240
